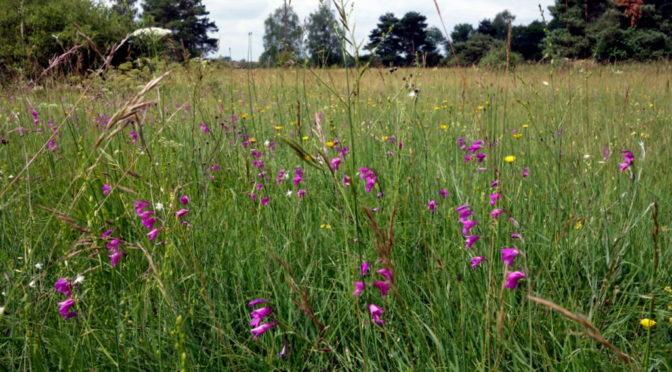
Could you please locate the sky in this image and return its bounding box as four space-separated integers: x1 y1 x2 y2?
203 0 556 61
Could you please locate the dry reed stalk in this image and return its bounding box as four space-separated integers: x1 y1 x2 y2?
527 295 634 367
94 70 170 148
40 45 83 78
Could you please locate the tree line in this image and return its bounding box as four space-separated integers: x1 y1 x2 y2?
0 0 670 78
0 0 217 78
262 0 671 67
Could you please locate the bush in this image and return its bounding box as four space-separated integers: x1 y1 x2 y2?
478 47 523 69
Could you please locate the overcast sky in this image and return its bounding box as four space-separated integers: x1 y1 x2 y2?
203 0 556 61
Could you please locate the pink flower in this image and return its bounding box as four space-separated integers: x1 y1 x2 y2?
505 271 526 289
180 195 189 205
176 209 189 219
330 157 342 170
250 322 277 339
353 281 365 297
297 189 306 198
293 176 303 187
141 216 155 230
107 238 121 252
134 200 149 215
465 235 479 249
470 256 486 268
373 281 390 296
476 153 487 162
342 175 351 187
129 130 138 143
247 298 269 307
101 229 114 239
58 298 78 319
500 248 520 267
48 139 58 152
469 140 483 154
491 209 504 219
54 278 73 297
510 233 521 239
427 200 438 211
249 307 274 327
199 122 210 134
109 251 123 267
368 304 384 325
489 193 501 205
522 167 529 178
147 227 163 242
377 269 393 282
360 262 371 277
460 219 478 235
261 197 270 206
489 180 499 188
438 189 449 199
102 184 111 195
618 150 634 172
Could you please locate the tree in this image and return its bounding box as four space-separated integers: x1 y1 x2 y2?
142 0 218 59
397 11 439 65
0 0 133 78
366 11 441 66
451 23 474 44
260 1 303 66
112 0 137 20
305 3 342 66
366 12 402 66
512 21 545 60
544 0 671 61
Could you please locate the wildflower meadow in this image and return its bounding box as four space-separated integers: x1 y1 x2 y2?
1 62 672 370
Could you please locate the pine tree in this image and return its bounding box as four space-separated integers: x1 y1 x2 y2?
142 0 218 59
305 3 342 66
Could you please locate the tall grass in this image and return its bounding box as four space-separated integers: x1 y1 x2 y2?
1 62 671 370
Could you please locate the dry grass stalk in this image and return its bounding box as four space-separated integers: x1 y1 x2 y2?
527 295 633 366
94 70 171 148
271 253 326 338
40 44 83 78
37 205 91 234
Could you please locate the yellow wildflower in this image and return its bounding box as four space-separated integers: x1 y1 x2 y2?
241 113 248 119
302 136 309 141
522 124 529 129
504 155 516 163
513 133 523 139
274 126 283 131
248 137 256 143
439 124 447 130
320 224 332 229
476 105 485 111
648 103 654 108
325 141 335 148
575 221 583 230
640 319 656 328
664 286 672 293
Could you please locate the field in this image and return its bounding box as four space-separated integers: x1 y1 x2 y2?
1 63 671 370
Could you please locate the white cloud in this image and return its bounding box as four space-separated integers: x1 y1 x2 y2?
204 0 555 61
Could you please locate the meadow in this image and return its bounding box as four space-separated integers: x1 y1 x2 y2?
1 62 671 371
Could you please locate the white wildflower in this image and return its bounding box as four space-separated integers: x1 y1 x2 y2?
28 280 36 288
130 27 172 38
155 202 164 211
74 275 85 284
35 263 43 270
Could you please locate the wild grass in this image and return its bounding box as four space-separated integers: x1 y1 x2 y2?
1 62 671 371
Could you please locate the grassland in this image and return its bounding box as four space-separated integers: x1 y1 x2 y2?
1 63 671 371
